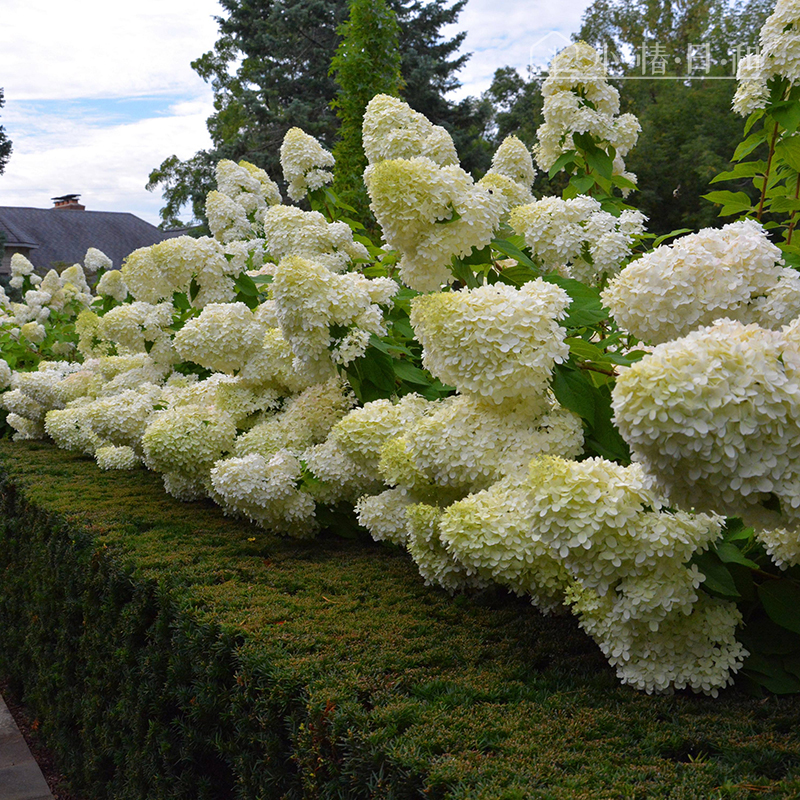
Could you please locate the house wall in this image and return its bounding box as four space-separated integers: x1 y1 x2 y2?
0 246 30 276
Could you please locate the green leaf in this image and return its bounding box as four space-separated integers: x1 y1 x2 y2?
548 150 577 177
491 238 538 270
572 131 614 179
569 174 596 193
715 541 760 569
450 257 480 288
542 275 608 328
710 161 768 183
702 190 753 211
495 264 541 287
551 364 597 426
743 655 800 694
250 274 273 285
566 337 604 362
744 108 765 135
693 551 740 597
775 135 800 171
767 196 800 213
769 101 800 134
758 580 800 634
732 130 768 161
393 360 431 386
740 616 800 656
610 174 637 191
652 228 693 248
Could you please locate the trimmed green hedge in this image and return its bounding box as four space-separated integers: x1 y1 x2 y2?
1 441 800 799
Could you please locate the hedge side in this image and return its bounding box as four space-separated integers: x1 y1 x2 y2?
1 441 800 799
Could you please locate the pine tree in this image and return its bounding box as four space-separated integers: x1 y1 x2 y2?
0 89 12 175
147 0 484 226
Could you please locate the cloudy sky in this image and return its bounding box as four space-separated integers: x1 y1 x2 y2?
0 0 592 226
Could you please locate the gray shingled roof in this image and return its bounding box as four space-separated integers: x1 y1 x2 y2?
0 206 179 271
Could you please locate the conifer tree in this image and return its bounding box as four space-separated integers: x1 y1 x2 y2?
330 0 402 213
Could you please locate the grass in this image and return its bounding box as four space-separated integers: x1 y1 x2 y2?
0 439 799 799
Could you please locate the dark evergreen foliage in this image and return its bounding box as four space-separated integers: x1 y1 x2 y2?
148 0 484 226
0 88 12 175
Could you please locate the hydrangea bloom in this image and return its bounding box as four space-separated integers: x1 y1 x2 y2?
510 196 645 283
439 478 571 611
85 384 164 449
215 158 281 212
95 270 129 302
612 319 800 535
365 156 504 291
405 503 485 592
362 94 459 166
95 444 140 470
477 135 537 211
262 206 369 273
410 280 570 404
271 256 397 378
379 394 583 493
45 406 103 455
732 53 771 116
761 0 800 84
173 302 268 374
122 236 236 307
84 247 113 275
280 128 335 201
98 301 174 354
142 403 237 487
601 220 800 343
535 42 640 182
210 450 318 536
206 190 253 244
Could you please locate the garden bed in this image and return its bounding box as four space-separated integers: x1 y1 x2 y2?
1 440 799 799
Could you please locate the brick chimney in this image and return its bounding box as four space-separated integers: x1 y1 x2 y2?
51 194 85 210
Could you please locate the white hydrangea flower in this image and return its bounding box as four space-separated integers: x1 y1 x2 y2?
379 394 583 494
45 406 103 455
122 236 235 307
280 128 335 202
510 196 645 283
98 301 173 354
569 585 746 696
142 403 237 482
410 280 570 404
301 438 384 505
262 205 369 273
362 94 459 166
405 503 488 592
271 256 397 378
20 321 46 344
0 359 11 390
85 384 163 449
234 377 355 460
6 412 46 440
10 253 35 280
3 388 46 422
732 53 770 116
612 319 800 535
761 0 800 84
206 190 254 244
210 450 318 536
215 158 281 213
365 157 505 292
535 42 640 180
355 487 416 545
602 220 799 343
173 302 268 374
440 478 572 612
84 247 113 275
95 445 140 470
95 270 129 303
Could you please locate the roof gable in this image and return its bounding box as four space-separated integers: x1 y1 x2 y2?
0 206 175 270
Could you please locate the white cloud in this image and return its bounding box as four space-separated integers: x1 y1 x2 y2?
1 99 214 225
444 0 593 98
1 0 223 101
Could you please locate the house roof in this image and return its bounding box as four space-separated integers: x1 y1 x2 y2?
0 206 179 271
